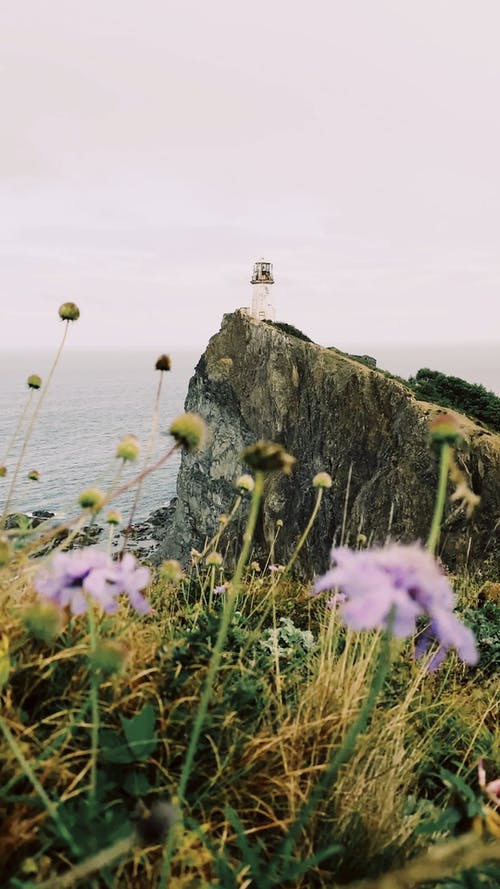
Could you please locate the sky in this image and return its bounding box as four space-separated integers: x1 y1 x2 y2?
1 1 499 360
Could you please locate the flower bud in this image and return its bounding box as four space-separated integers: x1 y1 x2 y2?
276 518 284 528
116 434 140 462
235 474 255 493
0 466 7 478
90 640 128 674
23 603 62 642
27 470 40 482
106 510 122 526
78 487 106 512
169 413 207 452
27 374 42 390
429 413 463 445
243 440 296 475
313 471 332 489
160 559 184 583
250 561 261 572
217 513 228 527
206 551 223 567
58 302 80 321
155 354 171 372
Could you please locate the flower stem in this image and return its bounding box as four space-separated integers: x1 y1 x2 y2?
122 374 165 554
265 621 393 887
1 321 70 527
427 442 451 556
158 471 264 888
1 390 34 466
192 494 242 565
0 715 80 857
87 605 100 812
285 487 324 574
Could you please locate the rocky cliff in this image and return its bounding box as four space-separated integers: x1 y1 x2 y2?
155 312 500 575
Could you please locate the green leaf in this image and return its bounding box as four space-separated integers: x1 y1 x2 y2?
119 703 158 761
121 770 153 796
100 729 136 764
415 807 462 835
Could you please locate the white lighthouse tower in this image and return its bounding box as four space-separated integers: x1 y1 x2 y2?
250 259 275 321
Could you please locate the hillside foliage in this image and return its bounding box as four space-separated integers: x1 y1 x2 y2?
408 368 500 432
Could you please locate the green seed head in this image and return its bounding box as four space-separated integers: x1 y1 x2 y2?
106 510 122 526
242 440 296 475
235 474 255 493
313 471 332 489
78 487 105 512
27 470 40 482
429 412 463 445
155 354 172 371
116 434 140 462
169 412 207 452
23 603 62 642
90 640 128 675
27 374 42 390
58 302 80 321
160 559 184 583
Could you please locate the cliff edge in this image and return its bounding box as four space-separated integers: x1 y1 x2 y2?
155 312 500 574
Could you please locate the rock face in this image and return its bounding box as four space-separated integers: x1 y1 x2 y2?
155 312 500 575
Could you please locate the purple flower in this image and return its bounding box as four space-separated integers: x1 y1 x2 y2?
313 543 478 668
213 584 227 595
326 592 347 610
112 553 152 615
34 548 151 616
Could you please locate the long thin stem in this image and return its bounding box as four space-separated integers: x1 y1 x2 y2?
1 321 70 527
192 493 242 566
427 442 451 556
285 487 324 574
158 471 264 888
265 621 393 887
1 390 34 466
122 373 165 553
87 605 100 811
0 715 80 857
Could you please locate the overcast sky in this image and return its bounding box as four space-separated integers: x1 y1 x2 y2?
1 1 499 357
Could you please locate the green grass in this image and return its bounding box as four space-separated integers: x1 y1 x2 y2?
1 556 499 888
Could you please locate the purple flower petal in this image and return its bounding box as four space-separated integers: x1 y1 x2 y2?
312 543 477 669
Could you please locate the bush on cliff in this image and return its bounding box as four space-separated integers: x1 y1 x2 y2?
266 319 314 343
409 367 500 432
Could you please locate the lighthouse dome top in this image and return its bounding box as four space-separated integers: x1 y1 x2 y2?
251 259 274 284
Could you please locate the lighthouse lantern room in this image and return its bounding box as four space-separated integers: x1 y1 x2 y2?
250 259 275 321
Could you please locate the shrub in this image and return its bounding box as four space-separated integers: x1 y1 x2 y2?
408 368 500 432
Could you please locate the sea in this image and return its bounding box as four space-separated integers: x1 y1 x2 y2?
1 343 498 523
0 349 200 523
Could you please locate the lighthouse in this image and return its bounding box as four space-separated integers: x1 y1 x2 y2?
249 259 275 321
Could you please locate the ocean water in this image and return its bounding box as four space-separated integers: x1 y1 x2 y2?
0 350 199 522
1 343 498 524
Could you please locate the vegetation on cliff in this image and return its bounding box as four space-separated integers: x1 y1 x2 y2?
408 368 500 433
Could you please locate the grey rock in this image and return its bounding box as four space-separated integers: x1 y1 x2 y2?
154 312 500 576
